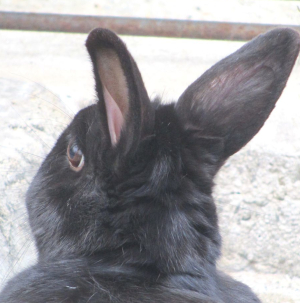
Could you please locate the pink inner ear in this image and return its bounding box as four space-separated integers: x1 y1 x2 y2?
103 85 124 145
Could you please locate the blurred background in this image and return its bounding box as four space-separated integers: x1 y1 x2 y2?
0 1 300 302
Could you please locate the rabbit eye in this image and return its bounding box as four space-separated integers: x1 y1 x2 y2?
67 141 85 172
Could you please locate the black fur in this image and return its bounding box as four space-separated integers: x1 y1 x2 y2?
1 28 299 303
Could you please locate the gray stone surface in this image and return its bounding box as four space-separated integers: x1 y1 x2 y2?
0 1 300 301
216 150 300 276
0 78 72 283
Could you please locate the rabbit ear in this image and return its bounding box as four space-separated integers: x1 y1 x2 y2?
176 28 300 159
86 28 153 154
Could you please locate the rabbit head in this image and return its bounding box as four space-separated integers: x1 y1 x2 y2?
26 28 300 274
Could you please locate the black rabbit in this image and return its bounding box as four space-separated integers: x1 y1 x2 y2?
0 27 299 303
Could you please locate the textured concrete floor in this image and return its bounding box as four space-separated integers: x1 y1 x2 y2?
0 1 300 302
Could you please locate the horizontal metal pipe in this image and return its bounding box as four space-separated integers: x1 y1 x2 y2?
0 11 299 41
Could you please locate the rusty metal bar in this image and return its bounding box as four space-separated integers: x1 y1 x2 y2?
0 11 299 41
